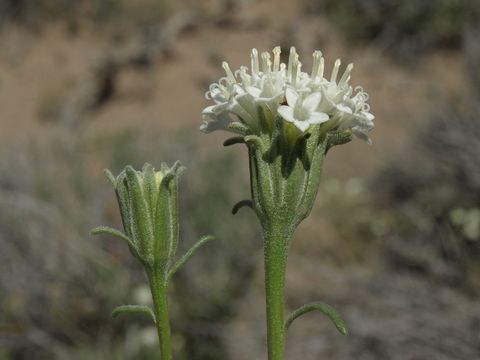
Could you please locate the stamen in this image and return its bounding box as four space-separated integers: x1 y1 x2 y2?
272 46 281 72
222 62 236 83
251 48 260 75
237 66 251 86
292 59 301 86
287 46 297 80
330 59 341 83
317 57 325 79
261 52 272 74
311 50 322 79
339 63 353 85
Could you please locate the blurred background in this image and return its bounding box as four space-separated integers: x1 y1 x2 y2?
0 0 479 359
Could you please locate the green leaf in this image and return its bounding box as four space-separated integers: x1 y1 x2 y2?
114 170 134 241
223 136 246 147
244 135 264 151
167 235 214 281
90 226 137 251
104 169 117 187
326 130 353 153
285 302 347 336
232 200 254 215
227 121 249 134
111 305 156 323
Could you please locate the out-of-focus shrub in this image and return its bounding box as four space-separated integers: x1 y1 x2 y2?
371 104 480 285
0 0 171 32
310 0 464 58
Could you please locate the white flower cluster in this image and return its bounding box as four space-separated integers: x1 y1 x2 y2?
201 46 374 143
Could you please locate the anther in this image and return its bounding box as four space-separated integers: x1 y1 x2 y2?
272 46 281 72
261 52 272 74
330 59 341 83
222 62 237 83
251 48 260 75
339 63 353 85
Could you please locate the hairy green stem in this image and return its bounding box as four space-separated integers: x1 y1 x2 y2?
263 223 292 360
148 270 172 360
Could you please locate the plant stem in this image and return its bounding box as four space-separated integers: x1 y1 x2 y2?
148 270 172 360
263 223 292 360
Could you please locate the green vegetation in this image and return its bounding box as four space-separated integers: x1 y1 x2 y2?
319 0 464 56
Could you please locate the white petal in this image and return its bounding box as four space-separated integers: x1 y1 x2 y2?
303 92 321 112
246 86 262 98
319 87 337 111
202 105 217 115
353 113 375 128
233 84 246 95
234 93 257 119
278 105 296 123
361 111 375 121
352 127 372 144
308 112 329 124
229 100 256 127
294 120 310 132
337 103 353 114
285 87 299 107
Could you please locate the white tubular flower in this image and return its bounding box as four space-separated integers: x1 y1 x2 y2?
201 46 375 142
278 87 329 132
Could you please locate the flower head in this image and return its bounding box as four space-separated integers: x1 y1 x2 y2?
201 46 374 143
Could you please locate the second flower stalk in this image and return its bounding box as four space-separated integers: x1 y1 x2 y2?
92 162 213 360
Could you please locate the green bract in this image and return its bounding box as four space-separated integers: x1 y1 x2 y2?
226 109 353 229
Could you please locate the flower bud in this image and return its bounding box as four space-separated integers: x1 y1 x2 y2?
107 162 185 270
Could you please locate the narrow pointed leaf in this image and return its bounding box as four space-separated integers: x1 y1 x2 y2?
104 169 116 187
91 226 136 250
223 137 246 147
232 199 254 215
167 235 214 280
227 122 249 134
111 305 156 323
244 135 264 150
326 130 353 153
285 302 347 336
114 170 134 240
